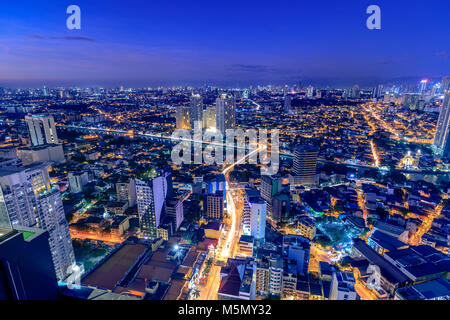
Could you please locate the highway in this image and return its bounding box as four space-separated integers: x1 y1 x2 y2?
60 124 449 175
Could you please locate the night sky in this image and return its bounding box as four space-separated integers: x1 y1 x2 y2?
0 0 449 88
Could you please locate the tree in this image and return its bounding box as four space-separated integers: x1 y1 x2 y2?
192 288 200 299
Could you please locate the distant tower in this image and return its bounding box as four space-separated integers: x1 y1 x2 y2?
284 95 292 113
352 85 360 99
441 76 450 95
176 106 191 130
189 94 203 129
433 93 450 158
419 79 428 95
203 106 217 130
216 93 236 135
25 114 59 146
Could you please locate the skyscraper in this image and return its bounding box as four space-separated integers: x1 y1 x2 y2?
243 188 260 235
260 174 282 215
284 95 292 113
306 86 314 98
0 163 76 280
189 94 203 129
291 145 319 186
249 198 266 242
176 106 191 130
136 174 168 239
441 76 450 94
216 93 236 135
433 93 450 158
203 106 217 130
419 79 428 95
352 85 360 99
25 114 59 146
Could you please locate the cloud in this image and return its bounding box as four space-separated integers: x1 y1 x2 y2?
227 64 273 73
436 52 450 59
28 35 96 42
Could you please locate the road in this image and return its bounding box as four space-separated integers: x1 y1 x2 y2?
196 143 266 300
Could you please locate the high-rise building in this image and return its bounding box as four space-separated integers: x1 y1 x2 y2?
165 197 184 230
419 79 428 95
249 198 266 242
255 252 283 296
68 171 89 194
441 76 450 94
290 145 319 186
0 163 76 280
260 175 282 215
0 226 59 300
25 114 59 146
205 191 224 220
351 85 360 99
216 93 236 135
373 84 384 99
271 193 291 223
189 94 203 129
203 106 217 130
116 178 137 207
284 95 292 113
306 86 314 98
243 188 260 235
136 174 168 239
176 106 191 130
433 93 450 158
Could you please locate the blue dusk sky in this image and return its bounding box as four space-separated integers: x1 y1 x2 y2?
0 0 449 88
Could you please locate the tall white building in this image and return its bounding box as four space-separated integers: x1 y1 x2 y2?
136 174 168 239
249 199 266 242
216 94 236 135
25 115 59 146
243 188 260 236
433 93 450 158
0 163 75 280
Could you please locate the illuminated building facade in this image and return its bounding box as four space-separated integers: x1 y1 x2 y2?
291 145 319 186
25 114 59 146
0 163 75 280
136 175 168 239
176 106 191 130
433 93 450 158
189 94 203 129
216 93 236 135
